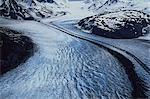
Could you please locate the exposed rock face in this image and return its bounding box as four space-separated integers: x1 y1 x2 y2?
97 0 118 9
37 0 54 3
77 10 150 39
0 0 67 20
83 0 150 14
0 0 34 20
0 27 36 74
83 0 120 11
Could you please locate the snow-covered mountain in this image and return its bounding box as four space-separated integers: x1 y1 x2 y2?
0 0 67 20
82 0 105 10
77 10 150 39
83 0 150 14
0 0 34 20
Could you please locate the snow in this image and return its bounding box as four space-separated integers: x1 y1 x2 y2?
139 25 150 40
0 18 132 99
51 20 150 67
0 0 3 5
41 1 96 22
77 10 150 39
83 0 150 14
0 0 150 98
0 0 68 20
50 20 150 97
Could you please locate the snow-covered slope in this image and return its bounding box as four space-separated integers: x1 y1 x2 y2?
0 0 34 20
78 0 150 39
83 0 150 14
0 0 67 20
83 0 106 10
77 10 150 39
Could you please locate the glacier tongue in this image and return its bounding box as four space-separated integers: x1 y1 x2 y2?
0 19 132 99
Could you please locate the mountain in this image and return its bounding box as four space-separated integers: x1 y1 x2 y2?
0 0 34 20
0 0 67 20
96 0 118 10
83 0 150 14
83 0 106 11
77 10 150 39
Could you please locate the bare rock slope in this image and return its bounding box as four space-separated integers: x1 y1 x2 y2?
0 27 36 74
77 10 150 39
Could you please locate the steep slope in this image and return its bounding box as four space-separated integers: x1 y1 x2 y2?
0 0 67 20
0 27 36 74
83 0 106 11
77 10 150 39
83 0 150 14
96 0 119 10
0 0 34 20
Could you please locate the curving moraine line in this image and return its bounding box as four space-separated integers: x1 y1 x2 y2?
50 22 150 75
136 39 150 45
45 22 149 98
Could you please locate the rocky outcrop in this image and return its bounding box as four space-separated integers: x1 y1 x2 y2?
83 0 150 14
77 10 150 39
96 0 118 10
37 0 54 3
0 0 34 20
0 27 36 74
0 0 67 20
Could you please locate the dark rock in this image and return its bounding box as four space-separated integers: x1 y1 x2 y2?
0 0 66 20
0 0 34 20
47 0 54 3
77 10 150 39
0 27 36 74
